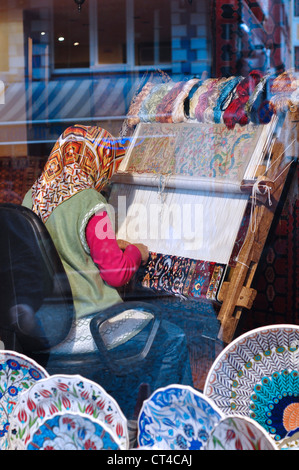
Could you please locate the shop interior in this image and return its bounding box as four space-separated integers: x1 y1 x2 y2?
1 0 299 451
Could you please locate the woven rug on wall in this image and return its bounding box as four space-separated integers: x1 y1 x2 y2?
213 0 289 76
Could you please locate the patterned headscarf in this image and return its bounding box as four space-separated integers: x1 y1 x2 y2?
31 125 125 223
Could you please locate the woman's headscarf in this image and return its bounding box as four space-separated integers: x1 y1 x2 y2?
31 125 125 223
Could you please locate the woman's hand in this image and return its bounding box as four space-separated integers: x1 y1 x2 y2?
132 243 149 265
117 239 131 251
117 239 149 265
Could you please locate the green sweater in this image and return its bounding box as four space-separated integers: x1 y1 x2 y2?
23 188 122 319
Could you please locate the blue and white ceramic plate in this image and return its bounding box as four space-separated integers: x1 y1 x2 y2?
25 412 121 450
204 324 299 447
137 384 223 450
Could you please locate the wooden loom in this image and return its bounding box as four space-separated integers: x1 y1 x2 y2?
109 107 299 345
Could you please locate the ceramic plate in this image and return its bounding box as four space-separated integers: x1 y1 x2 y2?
25 412 121 450
278 431 299 450
205 415 277 450
137 384 223 450
9 374 129 450
204 324 299 445
0 350 48 450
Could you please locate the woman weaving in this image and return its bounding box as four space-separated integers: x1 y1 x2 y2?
23 124 149 317
22 124 192 418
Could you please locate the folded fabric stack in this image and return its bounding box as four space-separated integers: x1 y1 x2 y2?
125 70 299 131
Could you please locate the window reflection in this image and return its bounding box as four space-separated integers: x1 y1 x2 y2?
97 0 127 65
134 0 171 66
53 0 90 69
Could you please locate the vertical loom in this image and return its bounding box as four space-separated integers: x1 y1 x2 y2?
109 108 299 344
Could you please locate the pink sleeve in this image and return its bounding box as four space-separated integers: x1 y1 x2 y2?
85 211 142 287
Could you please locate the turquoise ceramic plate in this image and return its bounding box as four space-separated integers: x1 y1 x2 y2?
25 411 121 450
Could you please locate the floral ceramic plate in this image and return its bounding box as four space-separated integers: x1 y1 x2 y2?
204 324 299 446
0 350 48 450
9 374 128 450
137 384 223 450
25 412 121 450
205 415 277 450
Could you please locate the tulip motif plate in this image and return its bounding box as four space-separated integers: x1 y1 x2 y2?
25 412 121 450
204 324 299 446
137 384 223 450
0 350 48 450
9 374 128 450
205 415 277 450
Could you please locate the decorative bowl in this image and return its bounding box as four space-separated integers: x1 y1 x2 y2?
204 324 299 446
205 415 277 450
0 350 48 450
137 384 223 450
9 374 128 450
25 411 121 450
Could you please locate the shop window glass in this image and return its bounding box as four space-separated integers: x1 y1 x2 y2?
1 0 299 441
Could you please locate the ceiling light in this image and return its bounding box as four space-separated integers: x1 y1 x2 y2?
74 0 85 12
58 36 65 42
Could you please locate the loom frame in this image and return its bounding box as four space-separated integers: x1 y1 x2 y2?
111 108 299 346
